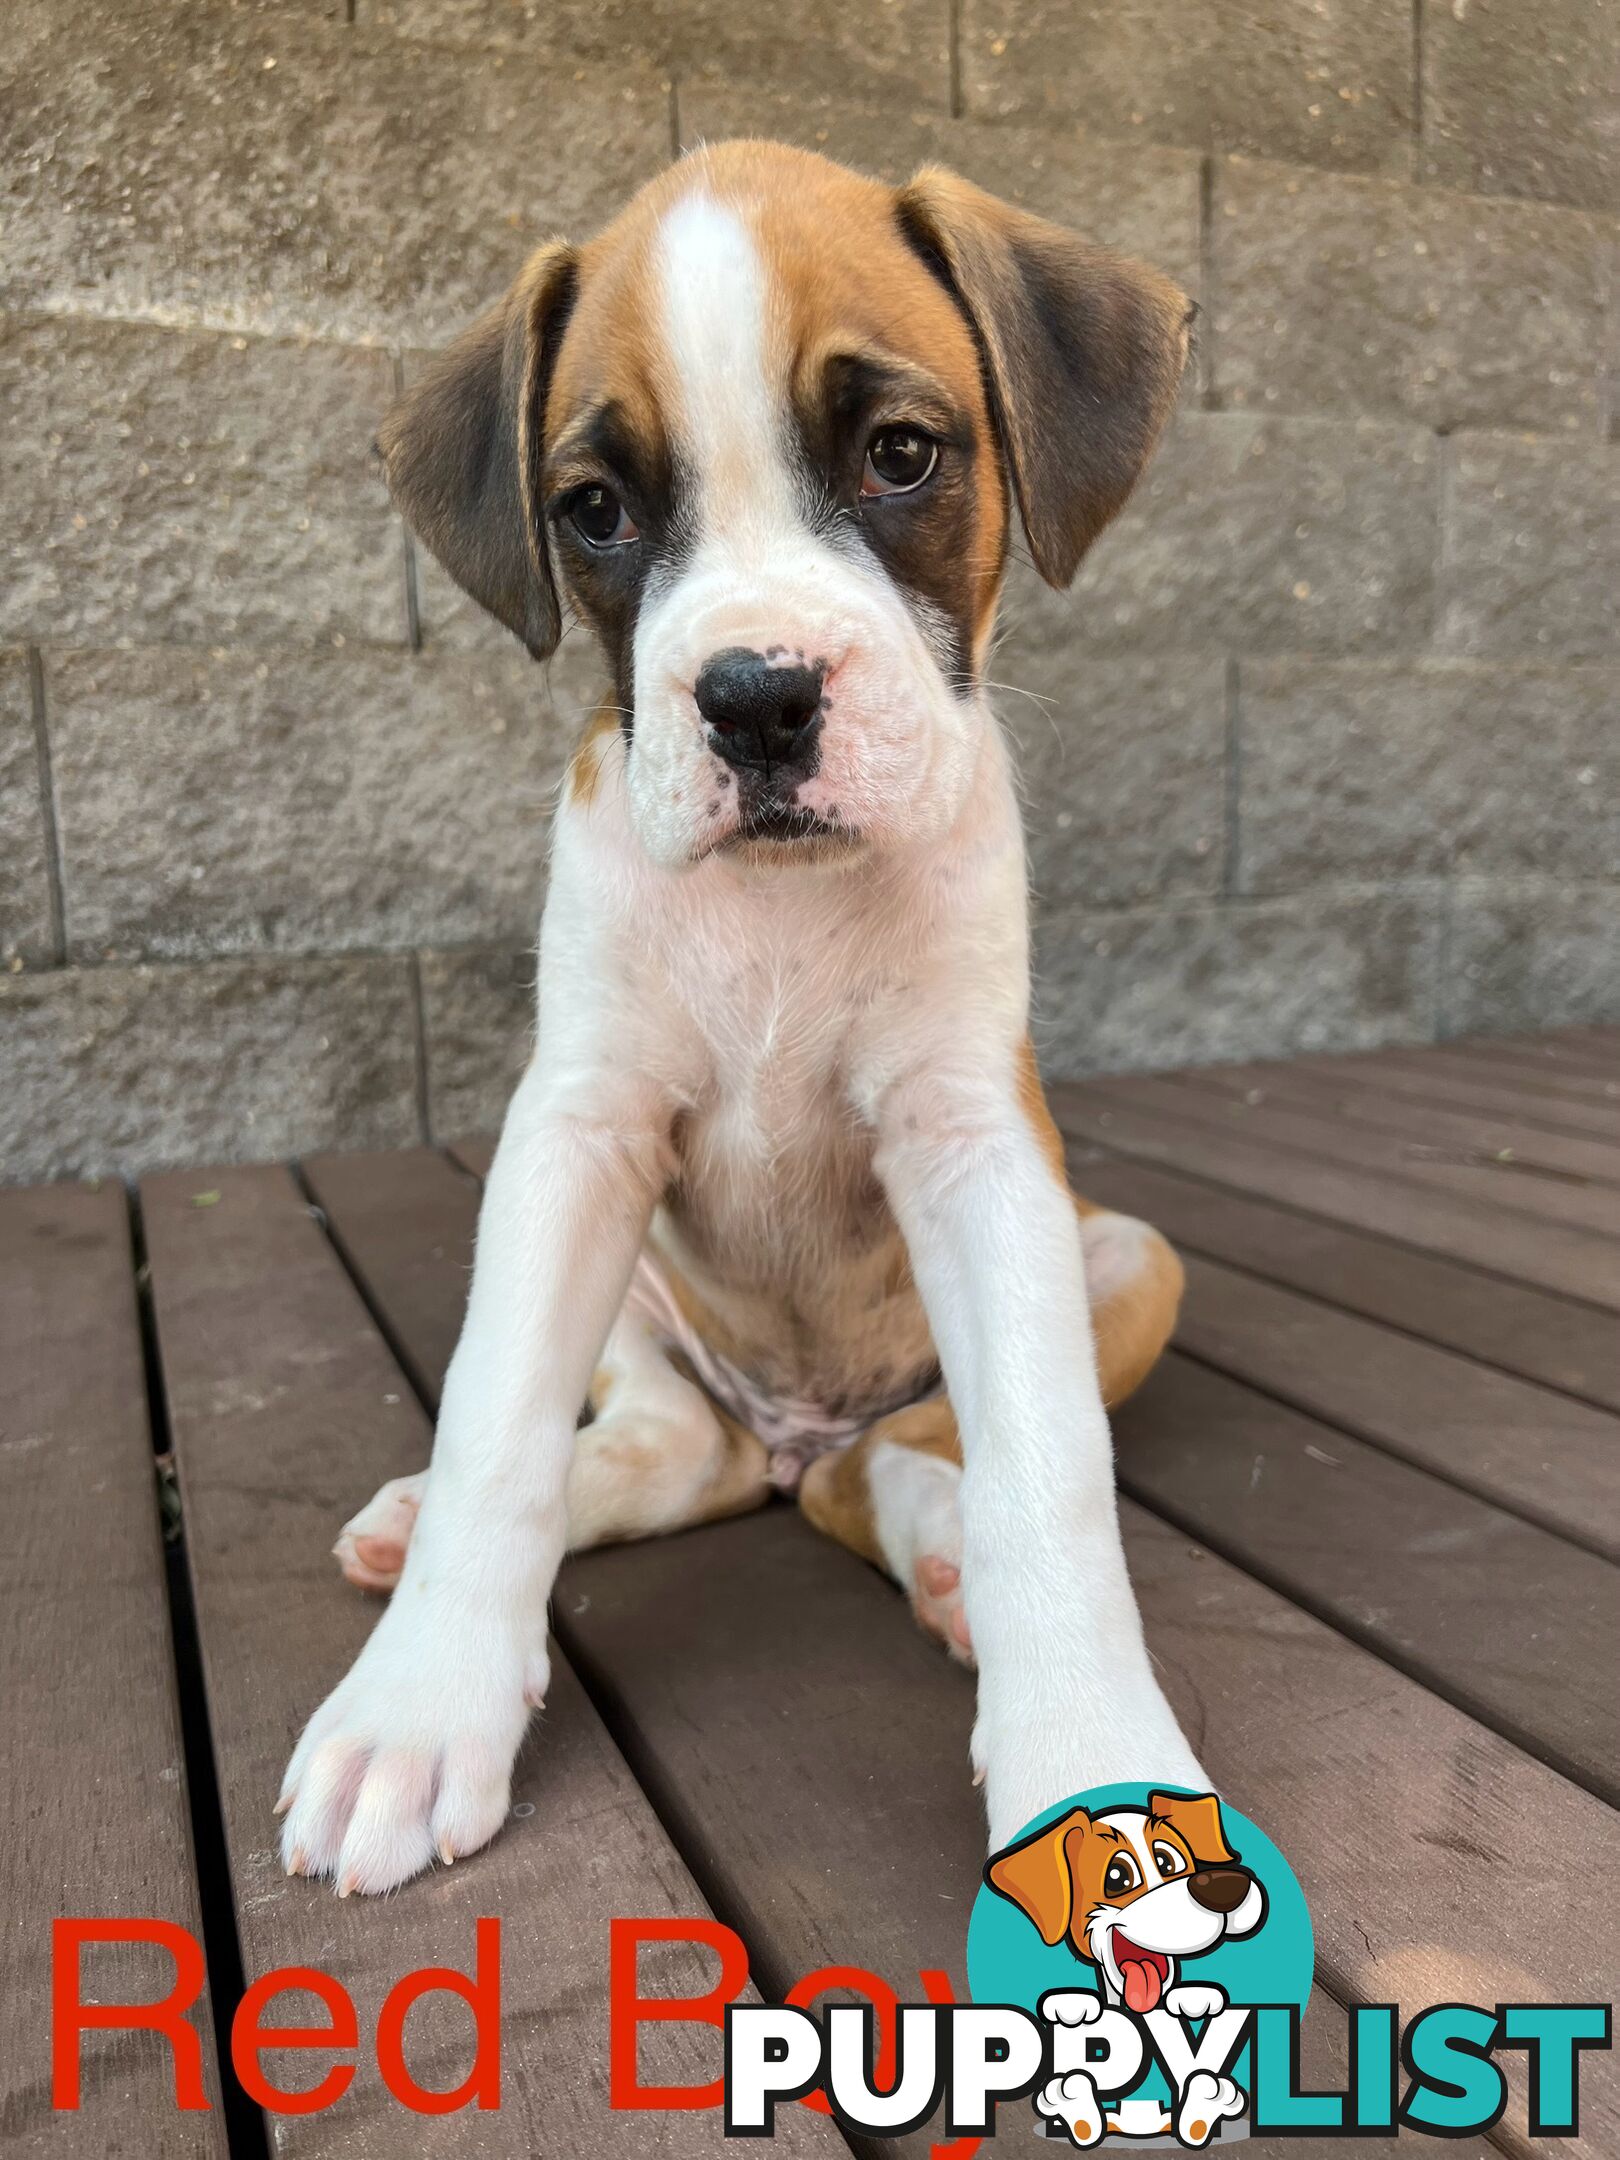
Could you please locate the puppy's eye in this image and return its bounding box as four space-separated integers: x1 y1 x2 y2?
861 426 939 499
1152 1843 1186 1878
1103 1856 1139 1898
566 485 639 548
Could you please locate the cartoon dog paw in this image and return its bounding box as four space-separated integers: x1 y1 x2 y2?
1176 2070 1246 2148
1037 2071 1106 2148
1164 1982 1228 2023
1040 1988 1105 2027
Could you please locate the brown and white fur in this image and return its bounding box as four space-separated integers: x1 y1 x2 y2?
279 141 1202 1896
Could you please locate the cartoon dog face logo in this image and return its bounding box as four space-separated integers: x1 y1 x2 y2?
986 1791 1267 2013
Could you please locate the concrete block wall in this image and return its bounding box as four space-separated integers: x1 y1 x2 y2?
1 0 1615 1178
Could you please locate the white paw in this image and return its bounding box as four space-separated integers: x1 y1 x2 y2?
334 1470 427 1592
1037 2070 1105 2148
867 1440 974 1664
1165 1982 1227 2023
1041 1988 1105 2027
277 1589 544 1895
1177 2070 1245 2147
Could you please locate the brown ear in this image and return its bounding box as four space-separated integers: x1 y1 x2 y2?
985 1806 1093 1946
895 168 1191 588
1149 1791 1236 1868
376 241 578 659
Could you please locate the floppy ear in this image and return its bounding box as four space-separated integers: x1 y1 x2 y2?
895 168 1192 588
376 240 578 659
1148 1790 1236 1868
985 1806 1093 1946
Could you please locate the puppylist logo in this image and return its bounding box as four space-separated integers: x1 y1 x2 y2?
720 1783 1611 2147
973 1786 1298 2147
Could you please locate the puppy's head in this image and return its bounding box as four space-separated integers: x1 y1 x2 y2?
986 1792 1266 2013
381 141 1190 868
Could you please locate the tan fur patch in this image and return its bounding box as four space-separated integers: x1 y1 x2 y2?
1019 1038 1184 1402
1087 1218 1184 1407
799 1397 959 1568
1018 1035 1071 1185
566 702 619 809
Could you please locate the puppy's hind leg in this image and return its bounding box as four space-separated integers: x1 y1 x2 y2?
797 1210 1180 1659
799 1401 973 1662
1074 1200 1185 1408
333 1305 770 1590
566 1307 772 1549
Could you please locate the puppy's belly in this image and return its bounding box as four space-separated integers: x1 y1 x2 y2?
646 1187 938 1422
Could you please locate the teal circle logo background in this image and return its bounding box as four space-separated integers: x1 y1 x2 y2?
968 1784 1313 2113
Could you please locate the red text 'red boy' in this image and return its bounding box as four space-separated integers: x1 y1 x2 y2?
52 1917 500 2115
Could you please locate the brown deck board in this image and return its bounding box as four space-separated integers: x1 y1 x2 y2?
1168 1251 1620 1557
1268 1046 1620 1140
310 1139 1613 2157
1445 1023 1620 1066
304 1147 478 1405
1421 1041 1620 1103
1450 1032 1620 1080
1066 1149 1620 1413
1078 1071 1620 1238
1115 1353 1620 1800
1051 1082 1620 1311
140 1164 841 2159
446 1134 496 1179
0 1184 225 2157
1168 1057 1620 1188
1494 1024 1620 1060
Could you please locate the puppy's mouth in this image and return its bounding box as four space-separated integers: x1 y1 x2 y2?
714 797 858 859
734 801 839 844
1110 1931 1171 2014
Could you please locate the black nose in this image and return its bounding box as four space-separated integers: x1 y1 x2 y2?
694 647 824 773
1188 1867 1252 1915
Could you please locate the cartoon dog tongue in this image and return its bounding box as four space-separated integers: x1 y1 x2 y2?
1114 1935 1167 2014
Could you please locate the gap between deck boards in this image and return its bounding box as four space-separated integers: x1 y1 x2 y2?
127 1184 275 2160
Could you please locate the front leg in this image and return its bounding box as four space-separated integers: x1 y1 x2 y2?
875 1070 1203 1847
278 1056 667 1894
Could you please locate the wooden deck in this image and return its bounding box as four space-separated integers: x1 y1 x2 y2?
4 1028 1617 2158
